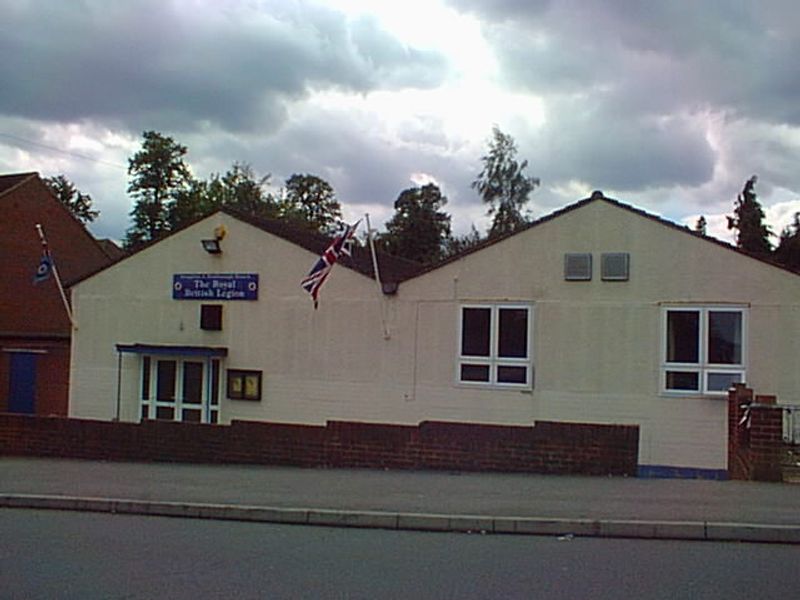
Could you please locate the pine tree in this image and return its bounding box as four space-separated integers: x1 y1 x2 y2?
726 175 771 256
775 212 800 271
694 215 707 236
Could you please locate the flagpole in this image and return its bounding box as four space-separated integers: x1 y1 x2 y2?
35 223 77 330
364 214 390 340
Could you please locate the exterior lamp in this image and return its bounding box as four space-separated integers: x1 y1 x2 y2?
202 224 227 255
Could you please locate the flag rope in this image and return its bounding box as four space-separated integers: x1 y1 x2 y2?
365 213 390 340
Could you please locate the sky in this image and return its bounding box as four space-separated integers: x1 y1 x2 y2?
2 0 800 245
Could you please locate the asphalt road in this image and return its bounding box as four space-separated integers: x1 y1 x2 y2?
2 509 799 600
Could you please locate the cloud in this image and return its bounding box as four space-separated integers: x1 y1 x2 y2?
0 0 448 133
1 0 799 247
461 0 800 127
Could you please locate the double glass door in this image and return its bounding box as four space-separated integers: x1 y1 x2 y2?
140 356 220 424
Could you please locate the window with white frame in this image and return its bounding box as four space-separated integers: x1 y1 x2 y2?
140 356 221 423
662 306 746 395
458 304 532 387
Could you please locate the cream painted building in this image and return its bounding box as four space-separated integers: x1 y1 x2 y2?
69 194 800 477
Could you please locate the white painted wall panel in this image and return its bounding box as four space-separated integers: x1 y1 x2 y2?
69 201 800 472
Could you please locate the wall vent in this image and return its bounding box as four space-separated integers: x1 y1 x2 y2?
601 253 630 281
564 253 592 281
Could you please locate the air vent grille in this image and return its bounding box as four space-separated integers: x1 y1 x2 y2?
564 253 592 281
601 253 630 281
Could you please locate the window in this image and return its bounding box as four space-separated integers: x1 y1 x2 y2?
139 356 221 423
662 307 746 395
227 369 262 401
458 305 532 387
201 305 223 331
564 253 592 280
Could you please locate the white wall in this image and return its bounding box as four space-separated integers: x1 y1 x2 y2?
399 200 800 470
70 201 800 471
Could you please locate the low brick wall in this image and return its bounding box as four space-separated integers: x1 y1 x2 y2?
0 413 639 476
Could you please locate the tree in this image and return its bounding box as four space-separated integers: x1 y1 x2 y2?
726 175 771 256
167 163 277 230
125 131 193 248
472 126 540 238
215 163 277 219
444 225 483 257
775 212 800 271
167 178 214 230
44 174 99 224
380 183 452 264
279 173 342 233
694 215 707 236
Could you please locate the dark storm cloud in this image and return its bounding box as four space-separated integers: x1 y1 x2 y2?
533 108 715 191
456 0 800 127
0 0 448 132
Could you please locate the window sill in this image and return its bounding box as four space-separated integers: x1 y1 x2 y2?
455 382 533 393
659 391 729 400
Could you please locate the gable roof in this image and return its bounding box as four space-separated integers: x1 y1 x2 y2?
69 207 424 286
408 190 800 280
226 208 423 283
0 172 37 197
0 171 118 335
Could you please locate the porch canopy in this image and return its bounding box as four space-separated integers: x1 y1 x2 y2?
115 343 228 357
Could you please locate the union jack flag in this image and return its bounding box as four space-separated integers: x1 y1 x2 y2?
301 221 359 308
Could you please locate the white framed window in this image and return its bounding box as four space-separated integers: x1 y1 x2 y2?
140 356 221 423
458 304 533 388
661 306 747 396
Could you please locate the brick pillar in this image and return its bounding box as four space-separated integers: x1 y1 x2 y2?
727 384 753 480
749 396 783 482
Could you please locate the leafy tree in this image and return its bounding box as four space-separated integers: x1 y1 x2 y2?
472 126 540 238
168 163 277 229
444 225 483 257
279 173 342 233
726 175 772 256
44 174 99 224
380 183 452 264
167 179 214 230
775 212 800 271
125 131 193 248
215 163 277 219
694 215 707 235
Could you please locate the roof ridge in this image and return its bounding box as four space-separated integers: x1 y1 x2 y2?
68 207 425 287
404 192 800 281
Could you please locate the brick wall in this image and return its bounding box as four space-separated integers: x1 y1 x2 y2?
727 385 784 482
0 414 640 476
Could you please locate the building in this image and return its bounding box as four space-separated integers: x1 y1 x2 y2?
0 172 117 416
68 193 800 477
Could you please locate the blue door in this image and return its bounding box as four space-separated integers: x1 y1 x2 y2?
8 352 37 414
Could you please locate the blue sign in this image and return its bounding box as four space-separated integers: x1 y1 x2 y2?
173 274 259 300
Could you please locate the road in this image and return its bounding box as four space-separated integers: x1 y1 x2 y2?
2 509 799 599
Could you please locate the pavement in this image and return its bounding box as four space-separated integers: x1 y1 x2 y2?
2 457 799 543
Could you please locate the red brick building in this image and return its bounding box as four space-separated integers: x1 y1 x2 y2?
0 172 117 415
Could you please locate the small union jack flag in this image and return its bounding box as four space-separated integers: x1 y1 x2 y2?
301 221 359 308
